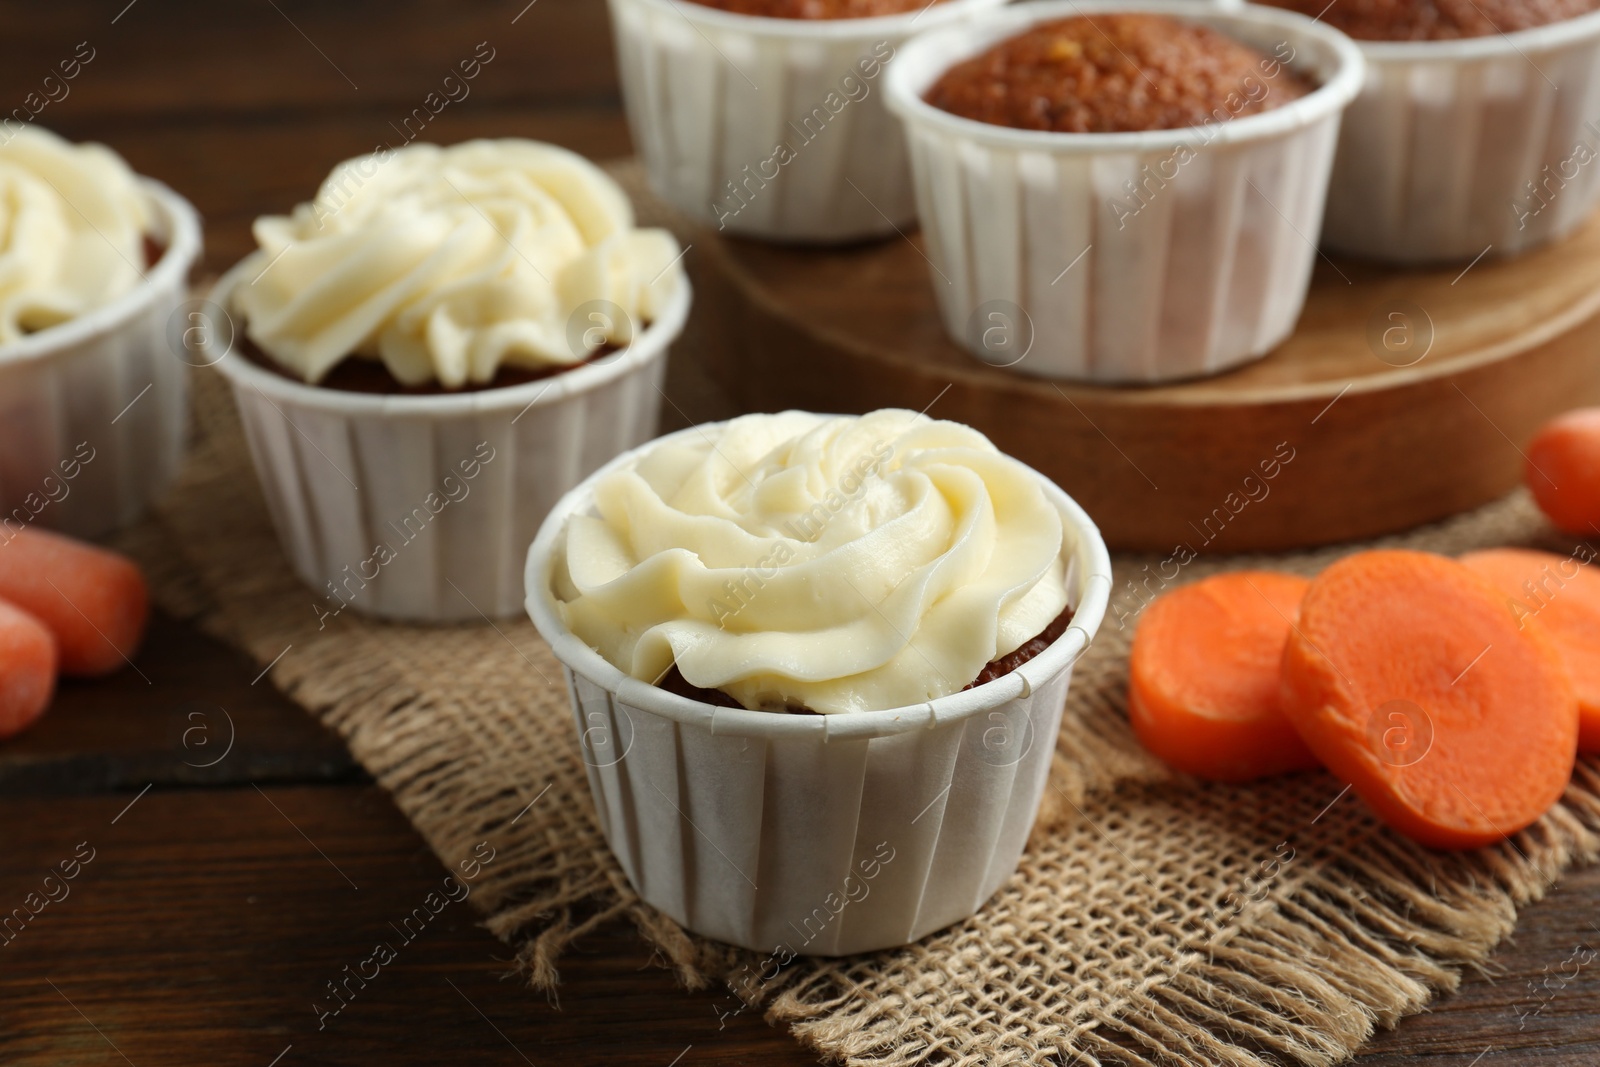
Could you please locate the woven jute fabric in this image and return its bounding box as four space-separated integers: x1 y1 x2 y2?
126 368 1600 1067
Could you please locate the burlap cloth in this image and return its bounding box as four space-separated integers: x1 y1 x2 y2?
122 367 1600 1067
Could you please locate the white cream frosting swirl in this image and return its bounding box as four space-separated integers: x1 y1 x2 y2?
555 410 1070 714
0 124 152 345
234 138 684 387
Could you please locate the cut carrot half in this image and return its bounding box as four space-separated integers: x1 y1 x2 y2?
1280 550 1577 851
1129 571 1319 782
0 597 56 739
1462 547 1600 753
0 526 148 677
1526 408 1600 537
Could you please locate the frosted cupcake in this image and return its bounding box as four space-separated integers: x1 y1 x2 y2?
206 138 690 622
527 410 1111 953
0 124 202 537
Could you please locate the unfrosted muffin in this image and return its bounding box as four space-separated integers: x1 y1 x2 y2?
923 13 1313 133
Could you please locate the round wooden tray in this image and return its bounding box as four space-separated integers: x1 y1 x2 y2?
670 200 1600 553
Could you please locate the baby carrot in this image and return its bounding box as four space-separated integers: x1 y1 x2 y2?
0 526 149 677
1526 408 1600 537
1128 571 1320 782
1462 547 1600 753
1280 550 1578 850
0 598 58 739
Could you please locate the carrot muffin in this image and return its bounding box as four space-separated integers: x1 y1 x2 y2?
232 139 685 392
684 0 941 18
1259 0 1600 41
554 409 1073 714
924 13 1314 133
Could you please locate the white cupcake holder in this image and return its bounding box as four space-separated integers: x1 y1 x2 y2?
1313 9 1600 263
205 263 691 623
884 1 1365 383
0 180 203 538
608 0 1011 242
525 425 1112 955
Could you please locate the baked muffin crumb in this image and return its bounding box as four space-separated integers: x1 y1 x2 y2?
924 14 1313 133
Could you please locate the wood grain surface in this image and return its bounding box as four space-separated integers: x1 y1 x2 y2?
0 2 1597 1064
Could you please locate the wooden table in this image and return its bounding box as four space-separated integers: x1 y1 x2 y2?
1 3 1597 1064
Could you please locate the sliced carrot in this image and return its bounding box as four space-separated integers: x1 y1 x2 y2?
1129 571 1320 782
0 526 148 677
1462 547 1600 753
1280 549 1577 850
0 598 58 739
1526 408 1600 537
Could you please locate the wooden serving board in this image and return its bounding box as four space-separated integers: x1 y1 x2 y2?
668 193 1600 553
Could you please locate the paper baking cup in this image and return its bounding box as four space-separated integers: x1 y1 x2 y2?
609 0 1010 242
525 427 1112 955
885 1 1365 382
0 180 202 538
204 264 691 623
1317 10 1600 262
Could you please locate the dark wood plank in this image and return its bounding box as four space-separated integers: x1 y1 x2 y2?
0 611 359 796
0 785 814 1067
0 0 620 121
1 780 1599 1066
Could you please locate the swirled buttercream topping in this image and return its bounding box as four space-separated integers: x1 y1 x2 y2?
0 124 152 345
555 410 1071 714
233 139 684 387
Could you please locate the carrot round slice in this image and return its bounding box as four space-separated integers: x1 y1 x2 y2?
1462 547 1600 753
1281 550 1578 851
0 598 58 739
1129 571 1319 782
1526 408 1600 537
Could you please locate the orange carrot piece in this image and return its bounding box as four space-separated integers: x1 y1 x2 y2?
1527 408 1600 537
0 526 148 677
0 598 58 739
1281 550 1578 851
1462 547 1600 753
1129 571 1320 782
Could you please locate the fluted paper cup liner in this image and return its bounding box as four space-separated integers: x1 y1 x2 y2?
884 1 1364 383
204 263 691 623
1318 10 1600 263
0 180 202 538
525 425 1112 955
609 0 1010 242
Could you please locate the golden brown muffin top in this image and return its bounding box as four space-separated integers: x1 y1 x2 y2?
924 13 1312 134
1259 0 1600 41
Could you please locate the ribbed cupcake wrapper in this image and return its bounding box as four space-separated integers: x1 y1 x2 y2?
0 181 202 538
906 118 1342 382
565 660 1073 955
211 269 690 623
526 422 1114 956
1325 25 1600 263
608 0 1007 243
